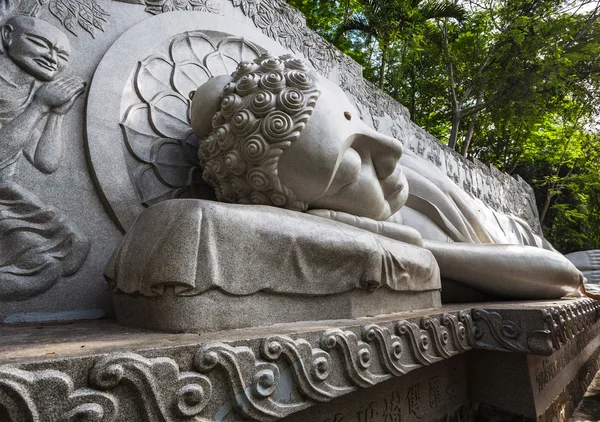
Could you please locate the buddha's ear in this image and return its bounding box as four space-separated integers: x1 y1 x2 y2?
190 74 234 139
0 24 13 53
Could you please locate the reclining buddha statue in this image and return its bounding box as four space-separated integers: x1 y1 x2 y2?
107 53 588 332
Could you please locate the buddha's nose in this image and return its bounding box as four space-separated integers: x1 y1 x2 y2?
359 124 404 179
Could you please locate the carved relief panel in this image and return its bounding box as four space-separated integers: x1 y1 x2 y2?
0 0 154 320
0 9 90 301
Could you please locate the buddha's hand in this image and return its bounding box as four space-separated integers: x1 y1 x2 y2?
307 209 424 247
33 77 86 111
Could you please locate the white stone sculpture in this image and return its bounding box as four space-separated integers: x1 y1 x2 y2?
189 53 583 300
101 27 591 332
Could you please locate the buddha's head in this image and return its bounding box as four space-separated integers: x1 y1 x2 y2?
1 16 71 82
191 53 408 220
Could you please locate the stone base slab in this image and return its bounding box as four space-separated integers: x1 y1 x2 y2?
112 288 441 333
0 299 599 421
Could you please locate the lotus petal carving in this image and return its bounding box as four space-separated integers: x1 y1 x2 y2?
120 31 262 206
172 63 211 98
135 55 174 104
150 139 193 187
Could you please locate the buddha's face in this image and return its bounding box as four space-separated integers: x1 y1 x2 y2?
1 16 71 82
277 77 408 220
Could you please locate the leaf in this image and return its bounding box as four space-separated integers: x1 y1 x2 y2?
78 0 94 26
92 17 104 31
238 0 258 18
49 0 108 37
63 13 78 36
92 0 109 17
48 0 77 36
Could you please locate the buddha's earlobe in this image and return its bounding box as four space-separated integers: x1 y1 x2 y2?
190 74 234 139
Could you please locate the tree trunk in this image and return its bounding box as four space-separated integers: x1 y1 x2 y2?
461 89 484 156
410 66 417 122
441 21 461 150
506 151 522 174
461 116 476 156
539 191 553 225
448 112 461 150
367 36 375 63
379 44 388 90
343 0 350 24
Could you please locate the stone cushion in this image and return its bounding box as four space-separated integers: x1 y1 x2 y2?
106 199 440 297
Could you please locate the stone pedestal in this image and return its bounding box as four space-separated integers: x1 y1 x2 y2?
1 299 599 421
470 317 600 421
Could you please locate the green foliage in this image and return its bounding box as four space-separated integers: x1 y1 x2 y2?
288 0 600 252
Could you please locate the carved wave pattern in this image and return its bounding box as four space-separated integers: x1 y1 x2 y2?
2 302 599 420
472 299 600 356
0 312 474 421
120 31 262 206
0 367 117 422
192 314 475 421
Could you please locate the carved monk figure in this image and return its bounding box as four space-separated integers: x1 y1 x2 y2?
190 53 583 300
0 15 85 177
0 15 89 301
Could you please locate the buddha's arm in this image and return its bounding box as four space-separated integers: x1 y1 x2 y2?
401 152 494 243
310 210 581 299
423 240 583 299
307 209 424 246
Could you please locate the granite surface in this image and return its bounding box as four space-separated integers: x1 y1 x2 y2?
1 299 599 421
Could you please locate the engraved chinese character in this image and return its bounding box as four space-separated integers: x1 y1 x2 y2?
407 384 423 419
429 376 442 409
446 368 460 400
357 402 377 422
323 413 345 422
383 390 402 422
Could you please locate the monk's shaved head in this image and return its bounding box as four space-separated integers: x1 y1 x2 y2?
1 15 71 81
